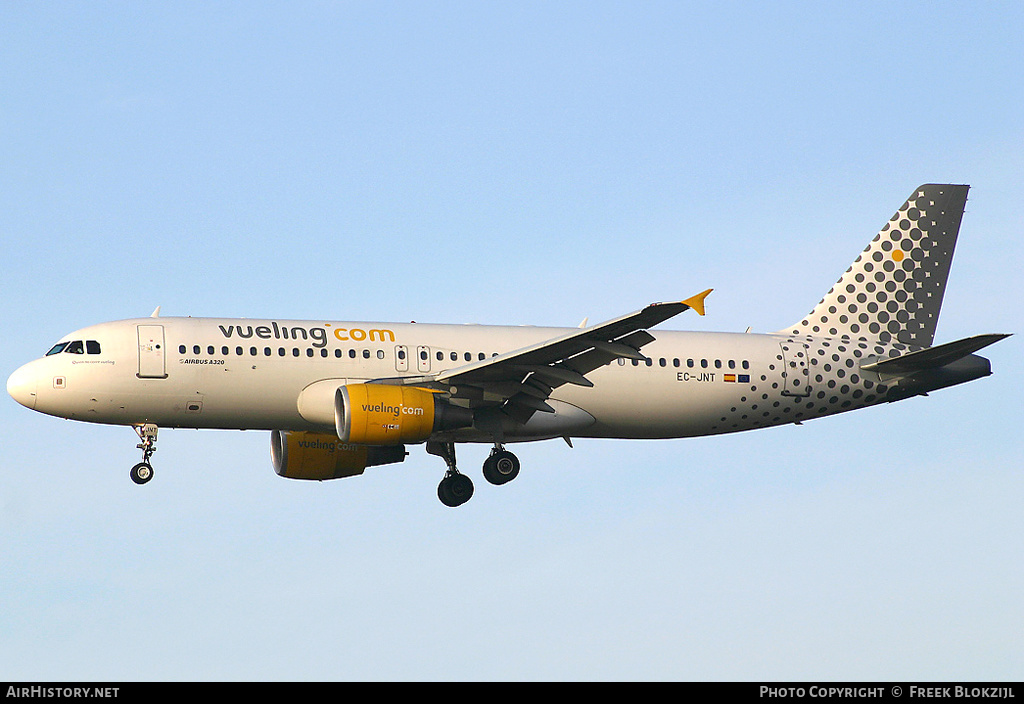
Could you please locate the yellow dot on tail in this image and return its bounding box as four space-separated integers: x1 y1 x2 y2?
892 249 905 262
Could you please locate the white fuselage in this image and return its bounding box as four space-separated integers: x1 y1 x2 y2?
6 185 1003 507
9 316 912 442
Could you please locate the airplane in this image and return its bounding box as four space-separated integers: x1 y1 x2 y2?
7 184 1010 507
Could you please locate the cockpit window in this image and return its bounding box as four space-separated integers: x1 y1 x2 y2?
44 340 101 356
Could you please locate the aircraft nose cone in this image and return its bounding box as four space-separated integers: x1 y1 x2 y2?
7 364 38 410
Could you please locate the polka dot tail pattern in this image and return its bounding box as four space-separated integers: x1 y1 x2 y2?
786 184 969 347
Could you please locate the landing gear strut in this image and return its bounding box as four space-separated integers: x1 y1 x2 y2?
427 441 474 508
130 424 158 485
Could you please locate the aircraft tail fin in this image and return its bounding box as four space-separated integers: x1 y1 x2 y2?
782 184 970 347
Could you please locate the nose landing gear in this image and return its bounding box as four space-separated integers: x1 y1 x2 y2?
130 424 158 485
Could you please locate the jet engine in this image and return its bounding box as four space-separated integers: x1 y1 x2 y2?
335 383 472 445
271 430 406 480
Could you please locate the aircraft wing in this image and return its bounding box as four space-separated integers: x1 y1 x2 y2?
382 289 712 424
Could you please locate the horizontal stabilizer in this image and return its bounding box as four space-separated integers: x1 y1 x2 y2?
861 334 1010 376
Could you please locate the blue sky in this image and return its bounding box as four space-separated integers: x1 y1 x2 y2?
2 1 1022 681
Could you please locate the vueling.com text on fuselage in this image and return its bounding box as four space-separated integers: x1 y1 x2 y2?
217 323 396 348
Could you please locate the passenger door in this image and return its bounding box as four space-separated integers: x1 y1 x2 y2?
137 325 167 379
779 342 810 397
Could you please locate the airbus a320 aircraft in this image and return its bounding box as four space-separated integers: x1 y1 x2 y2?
8 184 1009 506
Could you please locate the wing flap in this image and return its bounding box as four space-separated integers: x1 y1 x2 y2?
511 364 594 388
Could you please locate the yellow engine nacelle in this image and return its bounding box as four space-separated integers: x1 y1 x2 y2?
335 384 472 445
271 430 406 480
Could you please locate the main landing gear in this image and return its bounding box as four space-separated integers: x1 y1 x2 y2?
130 424 158 485
427 441 521 508
427 441 473 508
483 446 520 485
